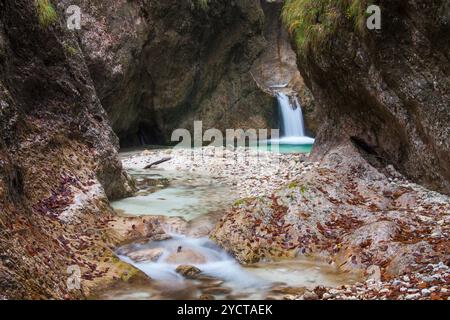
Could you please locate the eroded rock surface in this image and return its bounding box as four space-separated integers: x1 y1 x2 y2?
251 0 318 134
290 0 450 194
211 145 449 281
0 1 135 299
175 265 202 279
72 0 276 146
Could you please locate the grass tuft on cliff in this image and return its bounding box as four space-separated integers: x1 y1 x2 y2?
191 0 209 10
35 0 58 28
282 0 371 55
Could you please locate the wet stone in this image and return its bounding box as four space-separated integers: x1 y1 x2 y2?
198 280 225 289
127 248 164 262
175 265 202 279
270 286 306 296
202 287 233 295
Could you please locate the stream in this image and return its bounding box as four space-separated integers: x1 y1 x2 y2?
98 148 358 300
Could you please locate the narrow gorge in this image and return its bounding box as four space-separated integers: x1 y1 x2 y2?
0 0 448 301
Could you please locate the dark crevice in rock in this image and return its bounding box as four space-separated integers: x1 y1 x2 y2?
6 165 24 201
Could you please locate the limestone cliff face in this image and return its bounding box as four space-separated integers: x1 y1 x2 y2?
0 0 133 299
288 0 450 194
251 0 318 135
75 0 277 146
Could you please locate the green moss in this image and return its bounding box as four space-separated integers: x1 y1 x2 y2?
110 255 121 264
63 43 78 56
120 265 140 282
300 185 308 195
234 197 255 206
191 0 209 10
282 0 371 55
36 0 58 28
288 181 299 189
287 181 308 196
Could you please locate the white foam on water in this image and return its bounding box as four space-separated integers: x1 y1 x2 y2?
116 234 358 299
269 136 316 145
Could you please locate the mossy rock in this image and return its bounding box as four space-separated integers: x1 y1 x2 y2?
35 0 58 29
282 0 373 55
233 197 256 207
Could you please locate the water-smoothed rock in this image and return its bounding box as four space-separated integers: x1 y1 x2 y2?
198 280 225 289
175 265 202 279
302 290 319 300
202 287 233 295
211 144 450 277
167 248 207 265
226 293 251 300
270 286 306 296
127 248 164 263
335 221 400 273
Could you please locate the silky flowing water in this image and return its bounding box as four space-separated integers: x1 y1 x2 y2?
277 92 306 137
100 150 360 300
111 168 231 220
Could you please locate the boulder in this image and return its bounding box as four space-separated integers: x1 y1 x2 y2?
127 248 164 263
175 265 202 279
166 248 207 264
202 287 233 295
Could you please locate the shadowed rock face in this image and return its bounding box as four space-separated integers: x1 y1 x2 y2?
75 0 277 147
0 0 133 299
251 0 318 135
0 1 133 201
293 0 450 194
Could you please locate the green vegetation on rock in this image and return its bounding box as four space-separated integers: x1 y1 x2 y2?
63 43 78 56
288 181 299 189
233 197 256 207
35 0 58 28
191 0 210 10
282 0 371 54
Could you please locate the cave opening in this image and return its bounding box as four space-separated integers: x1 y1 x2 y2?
118 122 165 149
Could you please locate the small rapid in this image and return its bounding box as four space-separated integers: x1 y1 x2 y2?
117 235 263 289
110 233 358 300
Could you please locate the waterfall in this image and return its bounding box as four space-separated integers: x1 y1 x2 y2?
277 92 305 137
275 92 314 145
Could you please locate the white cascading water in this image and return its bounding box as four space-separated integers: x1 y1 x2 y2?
275 92 315 145
277 92 305 136
116 234 355 299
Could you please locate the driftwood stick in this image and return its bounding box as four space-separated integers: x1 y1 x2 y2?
144 157 172 169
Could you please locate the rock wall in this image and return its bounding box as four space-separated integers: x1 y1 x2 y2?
0 0 133 299
288 0 450 194
74 0 278 147
251 0 318 134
